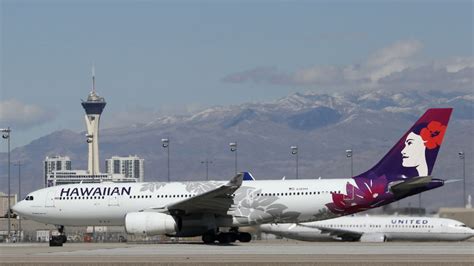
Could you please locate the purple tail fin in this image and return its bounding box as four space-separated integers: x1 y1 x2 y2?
359 108 453 182
326 108 453 216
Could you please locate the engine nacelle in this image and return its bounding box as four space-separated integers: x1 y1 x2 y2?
125 212 177 236
359 233 387 242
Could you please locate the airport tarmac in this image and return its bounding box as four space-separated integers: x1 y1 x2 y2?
1 240 473 265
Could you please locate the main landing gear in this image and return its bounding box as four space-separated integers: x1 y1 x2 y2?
49 225 67 247
201 228 252 244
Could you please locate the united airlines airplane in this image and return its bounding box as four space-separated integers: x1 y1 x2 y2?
260 216 474 242
12 108 452 245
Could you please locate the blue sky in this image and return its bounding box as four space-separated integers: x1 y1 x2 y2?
1 0 472 147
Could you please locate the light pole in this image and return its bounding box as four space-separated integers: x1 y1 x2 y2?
161 138 170 182
1 127 11 240
13 161 22 242
291 146 298 179
201 160 213 180
459 151 466 207
345 149 353 177
229 142 237 175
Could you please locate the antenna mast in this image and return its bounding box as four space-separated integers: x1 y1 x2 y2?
92 65 96 93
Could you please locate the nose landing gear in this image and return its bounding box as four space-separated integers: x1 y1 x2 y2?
49 225 67 247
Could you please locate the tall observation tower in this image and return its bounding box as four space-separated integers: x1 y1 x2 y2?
81 67 106 175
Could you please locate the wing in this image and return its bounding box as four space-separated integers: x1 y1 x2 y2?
150 173 243 216
299 224 363 240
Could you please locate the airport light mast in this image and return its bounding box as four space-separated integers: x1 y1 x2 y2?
291 146 299 179
161 138 170 182
346 149 353 177
459 151 466 207
229 142 237 175
81 67 106 175
1 127 11 239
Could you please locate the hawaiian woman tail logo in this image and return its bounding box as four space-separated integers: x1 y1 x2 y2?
402 121 447 176
325 108 452 215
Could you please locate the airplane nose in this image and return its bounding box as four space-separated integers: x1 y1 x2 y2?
11 202 23 215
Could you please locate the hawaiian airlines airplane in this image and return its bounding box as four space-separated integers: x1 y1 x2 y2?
260 216 474 242
12 108 452 245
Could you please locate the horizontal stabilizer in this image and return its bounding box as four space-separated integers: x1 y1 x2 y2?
389 176 432 195
444 179 463 184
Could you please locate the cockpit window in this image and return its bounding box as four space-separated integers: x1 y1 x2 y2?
25 195 34 201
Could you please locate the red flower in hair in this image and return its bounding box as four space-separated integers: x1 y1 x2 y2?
420 121 446 149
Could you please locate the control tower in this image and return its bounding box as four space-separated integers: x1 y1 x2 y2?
81 68 106 175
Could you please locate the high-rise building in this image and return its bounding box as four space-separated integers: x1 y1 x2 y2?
43 156 72 187
81 68 106 175
105 155 144 182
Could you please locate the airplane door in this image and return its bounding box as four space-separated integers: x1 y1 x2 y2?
108 195 119 206
45 191 55 207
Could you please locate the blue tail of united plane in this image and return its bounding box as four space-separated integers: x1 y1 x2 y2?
242 172 255 181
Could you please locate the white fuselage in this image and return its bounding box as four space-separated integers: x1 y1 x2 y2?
13 179 351 227
260 216 474 241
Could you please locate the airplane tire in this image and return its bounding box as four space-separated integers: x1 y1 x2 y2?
217 233 232 244
238 232 252 243
202 233 215 244
60 235 67 243
49 236 63 247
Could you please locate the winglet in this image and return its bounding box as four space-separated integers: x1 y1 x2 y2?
228 172 244 188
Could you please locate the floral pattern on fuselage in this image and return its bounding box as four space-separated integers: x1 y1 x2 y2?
232 186 301 225
325 175 393 215
140 182 167 192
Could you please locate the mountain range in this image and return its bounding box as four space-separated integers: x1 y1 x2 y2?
1 89 472 211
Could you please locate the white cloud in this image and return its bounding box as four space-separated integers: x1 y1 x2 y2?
366 40 422 67
222 40 472 92
0 99 55 130
437 56 474 73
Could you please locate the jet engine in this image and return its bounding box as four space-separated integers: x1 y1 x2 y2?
125 212 177 235
359 233 387 242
